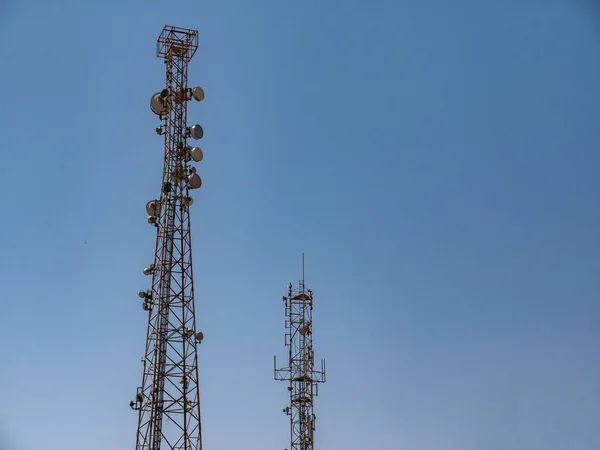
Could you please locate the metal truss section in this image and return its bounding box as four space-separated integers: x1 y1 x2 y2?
132 25 206 450
275 266 326 450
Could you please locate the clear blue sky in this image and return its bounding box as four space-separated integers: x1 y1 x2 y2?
1 0 599 449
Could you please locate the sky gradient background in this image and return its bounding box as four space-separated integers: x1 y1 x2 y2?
1 0 599 449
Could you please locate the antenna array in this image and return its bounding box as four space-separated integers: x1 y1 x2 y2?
275 260 326 450
131 25 206 450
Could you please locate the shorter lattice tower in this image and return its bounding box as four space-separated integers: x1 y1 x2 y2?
275 256 326 450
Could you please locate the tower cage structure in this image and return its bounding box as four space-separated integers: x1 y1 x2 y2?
130 25 207 450
274 262 326 450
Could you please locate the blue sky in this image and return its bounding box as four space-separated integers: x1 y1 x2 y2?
1 0 599 449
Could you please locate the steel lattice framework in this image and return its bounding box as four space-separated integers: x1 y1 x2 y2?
131 25 205 450
275 268 326 450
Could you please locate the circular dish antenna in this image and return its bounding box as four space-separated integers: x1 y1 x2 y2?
138 290 146 299
188 173 202 189
182 196 194 207
192 87 205 102
196 331 204 342
190 124 204 140
150 93 170 116
190 146 203 162
146 200 161 217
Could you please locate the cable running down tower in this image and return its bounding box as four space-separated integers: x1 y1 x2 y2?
275 258 326 450
131 25 206 450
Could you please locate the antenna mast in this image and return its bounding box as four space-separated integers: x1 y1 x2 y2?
275 257 326 450
130 25 206 450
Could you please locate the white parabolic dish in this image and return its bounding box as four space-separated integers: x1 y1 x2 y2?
190 146 203 162
150 93 170 115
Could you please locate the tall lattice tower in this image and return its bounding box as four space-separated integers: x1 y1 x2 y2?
130 25 206 450
275 257 326 450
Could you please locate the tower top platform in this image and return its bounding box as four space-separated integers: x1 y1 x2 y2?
157 25 198 62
